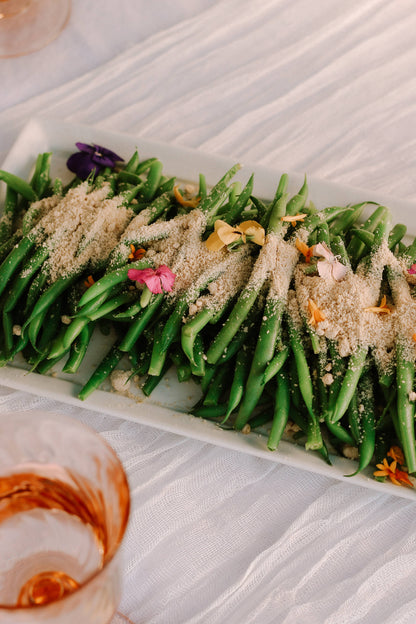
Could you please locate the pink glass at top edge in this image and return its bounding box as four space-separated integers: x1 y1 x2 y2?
0 410 130 623
0 0 71 58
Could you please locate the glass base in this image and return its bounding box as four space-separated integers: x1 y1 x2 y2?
0 0 71 58
111 613 134 624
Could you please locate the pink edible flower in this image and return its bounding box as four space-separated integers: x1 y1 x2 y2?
314 242 348 282
408 264 416 275
128 265 176 294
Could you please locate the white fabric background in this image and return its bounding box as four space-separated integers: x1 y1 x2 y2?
2 1 416 622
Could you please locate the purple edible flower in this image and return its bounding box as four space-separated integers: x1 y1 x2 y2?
66 142 124 180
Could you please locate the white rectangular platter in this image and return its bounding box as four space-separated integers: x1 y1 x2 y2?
1 117 415 500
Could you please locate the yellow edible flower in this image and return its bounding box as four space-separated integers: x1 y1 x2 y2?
281 213 308 227
206 219 265 251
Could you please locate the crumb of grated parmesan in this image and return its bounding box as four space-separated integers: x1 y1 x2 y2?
34 183 134 282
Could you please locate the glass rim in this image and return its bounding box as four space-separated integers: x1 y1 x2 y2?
0 410 131 612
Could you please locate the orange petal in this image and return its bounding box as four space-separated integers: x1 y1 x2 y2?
216 224 242 246
389 475 402 486
364 294 392 314
397 470 414 487
296 239 313 263
308 299 326 327
173 185 200 208
205 231 226 251
214 219 231 232
238 220 265 246
387 446 405 465
373 470 388 477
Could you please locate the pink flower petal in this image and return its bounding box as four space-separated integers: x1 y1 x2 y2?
409 264 416 275
145 274 163 293
156 265 176 292
314 242 334 262
317 259 348 282
128 268 155 284
331 260 348 282
317 260 334 280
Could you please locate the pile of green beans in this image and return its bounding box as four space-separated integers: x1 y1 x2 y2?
0 146 415 488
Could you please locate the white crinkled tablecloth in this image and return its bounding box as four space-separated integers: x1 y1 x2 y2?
2 1 416 622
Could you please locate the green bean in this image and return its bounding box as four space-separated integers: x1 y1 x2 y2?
148 296 190 376
0 236 37 299
86 292 137 322
135 157 159 176
198 173 207 199
124 149 140 173
3 246 50 313
169 346 192 383
30 298 62 365
315 222 330 246
346 373 376 476
77 258 152 308
222 347 252 423
78 343 124 401
234 297 285 430
206 192 289 366
325 417 355 446
287 316 322 450
114 299 143 319
139 160 163 202
328 346 368 424
24 272 81 328
225 174 254 224
142 360 171 396
189 333 205 377
192 404 227 420
203 362 229 407
347 205 387 264
34 153 52 198
347 391 361 444
228 182 241 208
388 223 407 250
396 344 416 474
62 323 95 374
267 368 290 451
329 202 369 236
36 350 69 375
199 164 241 223
262 345 289 385
23 269 49 317
181 307 217 364
330 236 351 269
252 196 269 227
0 231 21 264
0 170 37 202
118 293 164 352
285 176 308 216
0 186 18 244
